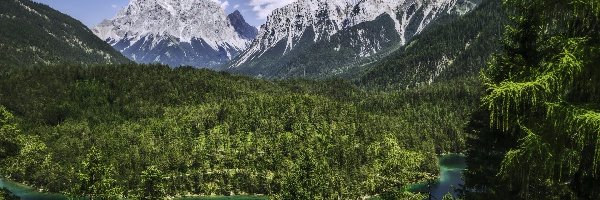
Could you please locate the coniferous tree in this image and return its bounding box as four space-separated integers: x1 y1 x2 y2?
0 106 19 161
469 0 600 199
139 166 166 200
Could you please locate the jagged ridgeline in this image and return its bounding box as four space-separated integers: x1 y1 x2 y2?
359 0 504 88
93 0 256 68
224 0 481 79
0 0 130 66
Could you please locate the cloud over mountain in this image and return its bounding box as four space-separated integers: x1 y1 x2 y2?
210 0 230 9
249 0 295 19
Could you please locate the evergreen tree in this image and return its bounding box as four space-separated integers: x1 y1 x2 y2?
463 109 517 199
74 147 122 199
470 0 600 199
139 166 166 200
0 106 19 161
0 107 20 200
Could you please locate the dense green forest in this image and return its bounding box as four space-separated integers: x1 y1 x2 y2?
464 0 600 199
0 64 480 199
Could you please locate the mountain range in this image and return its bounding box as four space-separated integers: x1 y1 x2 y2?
223 0 480 79
360 0 504 87
91 0 485 81
1 0 502 88
92 0 256 68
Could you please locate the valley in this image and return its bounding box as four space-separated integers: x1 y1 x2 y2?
0 64 480 199
1 0 600 199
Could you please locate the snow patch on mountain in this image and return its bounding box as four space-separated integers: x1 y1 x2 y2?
93 0 255 67
229 0 477 69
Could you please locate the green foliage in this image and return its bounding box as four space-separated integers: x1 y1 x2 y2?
73 147 122 199
0 106 19 163
442 193 455 200
0 106 16 139
0 0 129 67
462 109 517 199
0 63 480 199
467 0 600 199
0 107 24 200
378 190 426 200
140 166 166 200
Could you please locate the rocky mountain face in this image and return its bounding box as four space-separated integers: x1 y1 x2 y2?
0 0 130 66
360 0 504 87
93 0 256 68
228 10 259 40
225 0 479 79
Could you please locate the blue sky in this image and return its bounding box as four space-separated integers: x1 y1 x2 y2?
32 0 296 28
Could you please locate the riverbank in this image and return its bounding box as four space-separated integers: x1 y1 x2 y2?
0 179 67 200
409 153 466 199
0 154 466 200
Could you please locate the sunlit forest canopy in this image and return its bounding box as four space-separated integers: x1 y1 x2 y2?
0 64 481 199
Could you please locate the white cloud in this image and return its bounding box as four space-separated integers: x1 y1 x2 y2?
222 1 230 9
111 4 118 9
210 0 230 10
249 0 295 20
233 4 240 9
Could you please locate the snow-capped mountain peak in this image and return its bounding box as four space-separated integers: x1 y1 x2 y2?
228 10 259 40
227 0 479 77
93 0 256 67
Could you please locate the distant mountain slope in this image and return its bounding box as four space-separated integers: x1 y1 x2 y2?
0 0 130 66
359 0 505 88
224 0 479 79
227 14 402 79
93 0 255 68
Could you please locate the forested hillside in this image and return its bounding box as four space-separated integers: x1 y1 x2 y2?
0 0 129 66
0 64 481 199
465 0 600 199
360 0 505 88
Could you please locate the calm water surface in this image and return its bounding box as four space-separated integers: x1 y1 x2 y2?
409 153 466 199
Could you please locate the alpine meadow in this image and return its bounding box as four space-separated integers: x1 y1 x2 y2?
0 0 598 200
